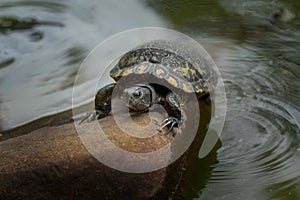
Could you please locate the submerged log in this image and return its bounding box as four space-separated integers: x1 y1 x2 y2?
0 100 219 199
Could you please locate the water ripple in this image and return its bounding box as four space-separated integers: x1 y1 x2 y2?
201 36 300 199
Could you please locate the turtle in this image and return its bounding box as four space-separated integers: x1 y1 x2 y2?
80 46 209 133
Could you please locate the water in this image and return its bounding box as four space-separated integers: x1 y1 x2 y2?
0 0 166 129
1 0 300 199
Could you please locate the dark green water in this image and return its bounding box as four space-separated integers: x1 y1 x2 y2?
0 0 299 199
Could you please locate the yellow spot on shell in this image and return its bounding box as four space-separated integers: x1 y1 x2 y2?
182 67 190 78
182 83 193 93
127 56 138 64
121 68 133 76
135 65 147 74
110 69 122 81
190 69 196 76
174 64 194 79
167 76 178 87
155 69 165 76
196 88 203 94
199 68 206 76
119 58 126 67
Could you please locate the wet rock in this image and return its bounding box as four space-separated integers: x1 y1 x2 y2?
0 100 217 199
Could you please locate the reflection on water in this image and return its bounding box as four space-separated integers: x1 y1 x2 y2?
0 16 64 33
0 0 165 130
0 0 300 199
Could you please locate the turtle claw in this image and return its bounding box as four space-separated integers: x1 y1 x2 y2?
159 117 179 134
79 110 100 124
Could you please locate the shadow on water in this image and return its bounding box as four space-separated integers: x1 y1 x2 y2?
168 99 222 199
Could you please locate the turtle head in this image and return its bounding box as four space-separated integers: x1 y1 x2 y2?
123 84 155 112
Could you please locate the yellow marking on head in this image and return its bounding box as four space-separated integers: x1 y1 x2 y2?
167 76 178 87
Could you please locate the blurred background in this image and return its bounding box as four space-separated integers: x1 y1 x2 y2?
0 0 299 199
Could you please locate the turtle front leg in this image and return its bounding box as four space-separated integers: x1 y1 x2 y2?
80 83 116 124
159 92 183 134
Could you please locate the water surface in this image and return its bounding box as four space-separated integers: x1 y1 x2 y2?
0 0 299 199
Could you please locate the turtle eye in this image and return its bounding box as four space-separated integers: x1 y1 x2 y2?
133 90 142 98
